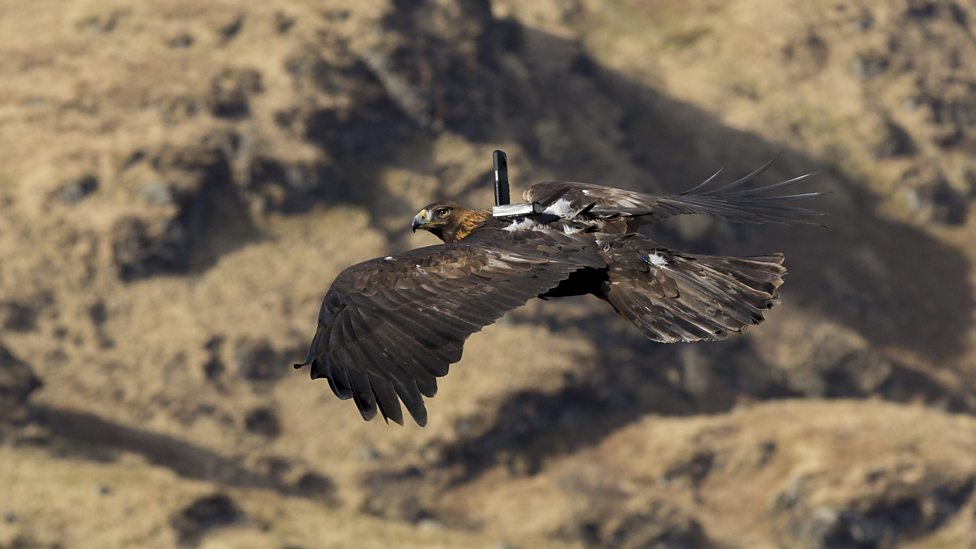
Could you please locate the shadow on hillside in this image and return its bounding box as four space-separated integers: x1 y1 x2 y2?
33 406 336 502
36 406 274 485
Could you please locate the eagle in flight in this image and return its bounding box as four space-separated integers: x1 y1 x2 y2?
296 159 819 426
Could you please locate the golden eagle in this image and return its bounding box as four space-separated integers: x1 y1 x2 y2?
296 160 819 426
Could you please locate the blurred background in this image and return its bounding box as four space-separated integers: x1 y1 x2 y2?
2 0 975 547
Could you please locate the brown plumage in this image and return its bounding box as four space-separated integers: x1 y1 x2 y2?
297 159 820 426
409 201 491 243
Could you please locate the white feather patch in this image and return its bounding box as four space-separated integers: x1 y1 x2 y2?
503 218 537 232
543 198 576 218
647 252 669 267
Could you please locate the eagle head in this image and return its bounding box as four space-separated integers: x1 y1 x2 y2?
412 201 480 243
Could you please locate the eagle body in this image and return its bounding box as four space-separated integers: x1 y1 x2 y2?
298 161 820 426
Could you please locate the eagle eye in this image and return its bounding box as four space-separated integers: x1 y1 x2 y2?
435 207 450 217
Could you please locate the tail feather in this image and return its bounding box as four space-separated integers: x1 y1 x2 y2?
602 236 785 343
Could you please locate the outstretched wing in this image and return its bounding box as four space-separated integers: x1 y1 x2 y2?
297 228 603 426
524 158 821 226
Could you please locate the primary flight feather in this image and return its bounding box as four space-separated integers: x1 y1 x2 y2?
296 159 821 426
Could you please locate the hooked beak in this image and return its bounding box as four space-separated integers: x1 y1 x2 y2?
411 209 428 233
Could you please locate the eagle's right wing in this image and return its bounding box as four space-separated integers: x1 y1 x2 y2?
297 228 603 426
524 158 822 226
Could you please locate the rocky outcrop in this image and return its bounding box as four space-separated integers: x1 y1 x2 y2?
169 493 245 546
0 345 41 426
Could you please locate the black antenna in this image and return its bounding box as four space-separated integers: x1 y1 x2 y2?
493 150 510 206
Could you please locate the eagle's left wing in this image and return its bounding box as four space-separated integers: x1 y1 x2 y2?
297 228 603 426
524 158 822 226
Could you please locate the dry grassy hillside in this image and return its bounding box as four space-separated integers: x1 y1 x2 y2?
1 1 975 547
